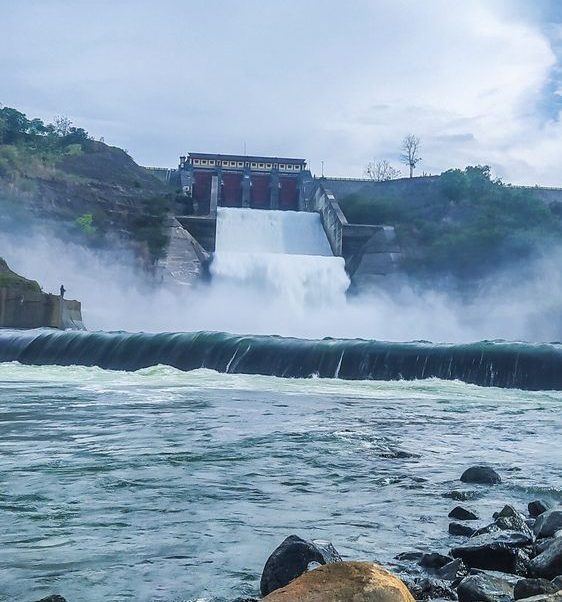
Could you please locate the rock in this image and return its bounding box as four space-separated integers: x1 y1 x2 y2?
551 575 562 589
34 597 68 602
260 535 341 597
449 506 479 521
261 561 415 602
514 578 560 600
231 598 259 602
460 466 502 485
444 490 482 502
405 576 457 600
535 511 562 539
529 537 562 579
450 523 477 537
395 551 424 562
529 501 553 519
457 573 514 602
495 506 534 537
527 592 562 602
437 558 469 581
451 531 532 574
419 552 454 569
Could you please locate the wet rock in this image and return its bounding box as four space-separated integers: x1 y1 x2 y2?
436 558 469 581
406 576 457 600
231 598 259 602
514 578 560 600
395 551 424 562
450 522 477 537
419 552 454 570
535 511 562 539
518 595 562 602
495 506 534 537
444 490 482 502
457 572 514 602
529 501 553 519
529 537 562 579
551 575 562 589
261 561 415 602
449 506 479 521
260 535 341 597
34 597 68 602
451 531 532 574
536 538 558 555
460 466 502 485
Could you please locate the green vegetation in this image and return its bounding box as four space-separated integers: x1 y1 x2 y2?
340 166 562 280
0 105 171 264
0 258 41 292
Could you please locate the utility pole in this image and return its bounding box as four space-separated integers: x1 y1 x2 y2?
321 161 324 178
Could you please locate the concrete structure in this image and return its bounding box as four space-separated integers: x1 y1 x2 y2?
178 152 313 214
307 178 401 290
0 287 83 329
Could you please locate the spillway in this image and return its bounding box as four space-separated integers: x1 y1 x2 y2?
210 208 349 307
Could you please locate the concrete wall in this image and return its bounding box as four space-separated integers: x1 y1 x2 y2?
0 287 83 329
310 182 401 290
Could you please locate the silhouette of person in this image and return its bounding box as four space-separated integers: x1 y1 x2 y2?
60 284 66 298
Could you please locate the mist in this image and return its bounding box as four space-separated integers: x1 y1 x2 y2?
1 225 561 343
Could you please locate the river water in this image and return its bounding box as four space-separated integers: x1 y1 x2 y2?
1 362 561 601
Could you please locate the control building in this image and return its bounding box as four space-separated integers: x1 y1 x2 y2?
178 152 312 214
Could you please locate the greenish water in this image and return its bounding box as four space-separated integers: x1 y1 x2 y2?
0 363 561 601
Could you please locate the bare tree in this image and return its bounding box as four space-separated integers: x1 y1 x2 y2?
400 134 422 178
365 159 401 182
53 115 72 136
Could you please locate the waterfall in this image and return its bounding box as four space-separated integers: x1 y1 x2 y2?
211 208 349 308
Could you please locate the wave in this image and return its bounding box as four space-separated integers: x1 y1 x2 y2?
0 329 561 390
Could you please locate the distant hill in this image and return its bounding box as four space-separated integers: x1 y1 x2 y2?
0 105 176 264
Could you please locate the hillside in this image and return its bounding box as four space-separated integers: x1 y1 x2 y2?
0 106 175 264
0 257 40 291
336 167 562 282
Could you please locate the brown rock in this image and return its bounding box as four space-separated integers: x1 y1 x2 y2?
262 561 415 602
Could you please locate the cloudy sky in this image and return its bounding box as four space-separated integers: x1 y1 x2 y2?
2 0 561 184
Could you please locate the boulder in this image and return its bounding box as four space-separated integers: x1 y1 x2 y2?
405 576 457 600
261 561 415 602
419 552 454 569
514 578 560 600
456 572 514 602
529 537 562 579
451 531 532 574
260 535 341 597
436 558 469 581
529 501 553 519
449 506 479 521
535 511 562 539
450 522 477 537
34 597 68 602
444 490 482 502
395 551 424 562
552 575 562 589
460 466 502 485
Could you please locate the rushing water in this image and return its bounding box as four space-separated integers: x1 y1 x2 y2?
1 362 561 601
211 207 349 307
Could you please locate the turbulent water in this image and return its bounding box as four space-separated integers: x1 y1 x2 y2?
0 362 561 601
2 329 562 390
211 208 349 307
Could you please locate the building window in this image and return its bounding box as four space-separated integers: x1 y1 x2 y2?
210 160 215 166
201 160 208 165
237 162 243 167
266 163 272 169
280 164 285 169
251 162 257 168
259 163 264 168
194 159 200 165
230 161 236 167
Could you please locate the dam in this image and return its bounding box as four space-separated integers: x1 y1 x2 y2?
164 152 401 292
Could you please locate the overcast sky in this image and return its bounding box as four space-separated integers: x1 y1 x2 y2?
2 0 561 184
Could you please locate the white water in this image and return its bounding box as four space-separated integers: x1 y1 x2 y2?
211 208 350 308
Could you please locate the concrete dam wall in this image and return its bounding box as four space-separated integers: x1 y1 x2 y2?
0 287 83 329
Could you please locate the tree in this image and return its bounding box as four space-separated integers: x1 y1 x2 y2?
53 115 72 136
365 159 401 182
400 134 422 178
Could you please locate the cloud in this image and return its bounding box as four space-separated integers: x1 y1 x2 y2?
0 0 560 184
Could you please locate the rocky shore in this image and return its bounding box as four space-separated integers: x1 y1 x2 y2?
34 465 562 602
